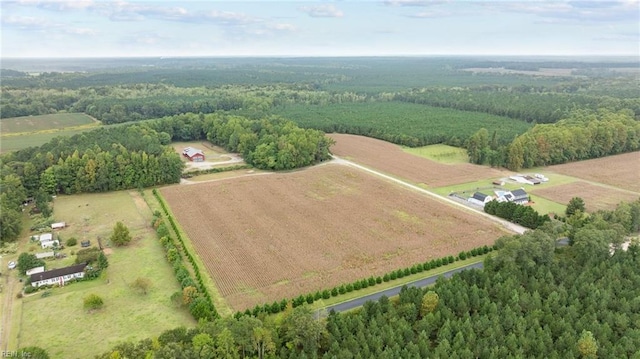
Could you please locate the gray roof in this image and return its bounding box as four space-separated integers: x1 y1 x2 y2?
30 263 87 283
472 192 488 201
183 147 204 158
512 189 528 198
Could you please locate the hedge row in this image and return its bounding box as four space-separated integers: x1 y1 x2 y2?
152 189 218 320
180 164 252 178
235 244 496 318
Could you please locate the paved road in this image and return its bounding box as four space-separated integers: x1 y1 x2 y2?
331 156 528 235
324 261 484 313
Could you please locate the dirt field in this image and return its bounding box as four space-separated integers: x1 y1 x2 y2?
329 134 509 187
161 164 506 310
546 152 640 193
534 181 639 212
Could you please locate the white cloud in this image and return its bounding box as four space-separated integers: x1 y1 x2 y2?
483 0 640 23
383 0 447 6
298 4 344 18
1 14 96 35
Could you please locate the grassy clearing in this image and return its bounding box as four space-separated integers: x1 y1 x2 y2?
308 255 486 311
170 141 232 163
528 194 567 216
14 191 194 358
402 144 469 164
1 113 96 134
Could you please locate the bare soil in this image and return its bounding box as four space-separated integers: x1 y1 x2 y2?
546 152 640 193
329 134 509 187
161 164 506 310
534 181 639 212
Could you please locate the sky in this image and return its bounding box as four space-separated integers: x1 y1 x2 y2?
1 0 639 58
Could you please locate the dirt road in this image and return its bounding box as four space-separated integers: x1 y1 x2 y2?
331 155 528 235
0 271 16 351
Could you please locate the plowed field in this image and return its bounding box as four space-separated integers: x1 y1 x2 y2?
329 134 509 187
533 181 639 212
546 152 640 193
161 164 506 310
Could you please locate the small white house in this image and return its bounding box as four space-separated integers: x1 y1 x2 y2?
51 222 66 230
41 239 60 249
468 192 493 207
26 266 45 276
30 263 87 287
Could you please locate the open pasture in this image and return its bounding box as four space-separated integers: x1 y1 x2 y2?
329 134 510 187
1 113 96 134
403 144 469 164
160 164 506 310
16 191 194 358
533 181 639 212
546 152 640 193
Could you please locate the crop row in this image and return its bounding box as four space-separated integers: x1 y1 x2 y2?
235 244 496 318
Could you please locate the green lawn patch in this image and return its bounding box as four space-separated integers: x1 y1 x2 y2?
15 191 195 358
403 144 469 164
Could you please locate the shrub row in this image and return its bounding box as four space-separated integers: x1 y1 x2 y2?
180 164 252 178
235 244 496 318
152 189 218 320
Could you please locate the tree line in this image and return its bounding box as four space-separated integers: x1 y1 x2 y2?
0 113 332 244
467 108 640 170
88 199 640 358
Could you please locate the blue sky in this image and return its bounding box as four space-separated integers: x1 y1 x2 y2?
1 0 638 57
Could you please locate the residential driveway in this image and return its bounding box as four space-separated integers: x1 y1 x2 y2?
184 153 244 171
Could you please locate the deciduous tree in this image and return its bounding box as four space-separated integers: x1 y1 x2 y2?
110 221 131 246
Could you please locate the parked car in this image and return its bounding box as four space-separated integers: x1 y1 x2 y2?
7 261 16 269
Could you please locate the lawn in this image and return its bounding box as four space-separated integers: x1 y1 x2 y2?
1 113 96 134
15 191 194 358
402 144 469 164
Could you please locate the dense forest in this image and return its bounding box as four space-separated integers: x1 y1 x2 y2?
90 200 640 359
0 113 332 244
2 58 638 172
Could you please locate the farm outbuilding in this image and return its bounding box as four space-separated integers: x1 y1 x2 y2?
182 147 205 162
26 266 45 276
51 222 66 230
41 239 60 249
35 251 55 259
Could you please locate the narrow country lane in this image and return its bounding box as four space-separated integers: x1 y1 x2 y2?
330 155 528 235
322 262 484 314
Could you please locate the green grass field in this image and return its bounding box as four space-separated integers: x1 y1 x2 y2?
1 113 97 134
15 191 195 358
273 102 532 146
403 144 469 164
